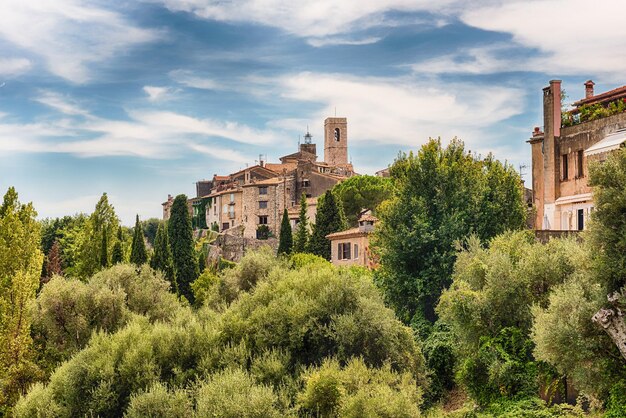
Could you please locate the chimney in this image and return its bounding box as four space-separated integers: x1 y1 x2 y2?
532 126 544 137
259 154 265 168
584 80 595 99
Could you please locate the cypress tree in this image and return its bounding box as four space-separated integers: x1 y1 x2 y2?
150 222 176 292
277 208 293 255
100 227 108 267
111 226 124 264
168 194 199 302
309 190 346 260
293 193 309 253
130 214 148 265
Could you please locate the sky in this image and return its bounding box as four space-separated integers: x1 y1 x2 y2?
0 0 625 225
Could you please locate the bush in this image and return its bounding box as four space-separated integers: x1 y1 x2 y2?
195 369 283 418
125 383 192 418
298 358 422 417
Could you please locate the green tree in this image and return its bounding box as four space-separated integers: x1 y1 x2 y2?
277 209 292 255
76 193 120 278
309 190 347 260
140 218 161 247
168 195 198 303
100 227 109 268
0 187 44 411
111 227 124 264
130 215 148 266
293 193 309 253
331 175 393 226
374 138 526 324
150 223 176 292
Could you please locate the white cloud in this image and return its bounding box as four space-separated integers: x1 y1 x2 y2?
143 86 174 102
275 72 524 154
35 90 92 117
459 0 626 80
154 0 454 41
0 94 278 160
169 69 219 90
0 0 158 83
0 57 31 77
411 44 525 75
306 36 382 48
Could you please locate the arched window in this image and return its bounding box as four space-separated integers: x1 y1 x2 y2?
334 128 340 142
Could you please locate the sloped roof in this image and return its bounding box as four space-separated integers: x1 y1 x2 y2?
574 85 626 107
326 227 367 240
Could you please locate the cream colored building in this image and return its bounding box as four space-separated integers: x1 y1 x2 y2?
327 213 378 268
529 80 626 231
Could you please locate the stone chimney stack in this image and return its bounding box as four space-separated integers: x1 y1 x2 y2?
584 80 595 99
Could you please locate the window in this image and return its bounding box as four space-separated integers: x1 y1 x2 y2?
222 222 229 230
334 127 341 142
259 201 268 209
259 186 268 195
258 215 268 225
338 243 351 260
577 209 584 231
302 179 310 187
230 193 235 203
354 244 359 259
577 150 584 178
561 154 569 180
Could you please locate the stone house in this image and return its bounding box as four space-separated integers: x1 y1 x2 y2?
166 117 355 239
327 212 378 268
529 80 626 231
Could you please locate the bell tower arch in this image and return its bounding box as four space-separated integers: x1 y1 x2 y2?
324 117 348 165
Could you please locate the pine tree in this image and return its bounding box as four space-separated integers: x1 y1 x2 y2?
130 214 148 266
277 208 293 255
111 227 124 264
309 190 347 260
100 227 109 268
150 222 176 293
168 195 199 302
293 193 309 253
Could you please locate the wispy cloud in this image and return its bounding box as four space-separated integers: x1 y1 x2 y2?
169 69 219 90
0 0 159 83
0 57 31 77
35 90 92 117
154 0 454 41
143 86 175 102
307 36 382 48
459 0 626 81
274 72 525 155
0 92 279 160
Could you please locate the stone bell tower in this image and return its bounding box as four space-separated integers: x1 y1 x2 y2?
324 117 348 166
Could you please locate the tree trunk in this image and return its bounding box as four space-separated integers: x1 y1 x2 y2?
593 292 626 361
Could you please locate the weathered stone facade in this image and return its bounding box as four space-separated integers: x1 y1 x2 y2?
530 80 626 230
165 117 356 246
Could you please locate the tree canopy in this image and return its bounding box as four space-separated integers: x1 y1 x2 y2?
309 190 347 260
293 193 309 253
130 215 148 266
277 209 292 255
374 138 526 324
331 174 393 226
167 194 198 303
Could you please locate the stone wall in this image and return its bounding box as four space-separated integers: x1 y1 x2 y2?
207 226 278 262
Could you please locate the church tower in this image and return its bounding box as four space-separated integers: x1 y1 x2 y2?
324 117 348 166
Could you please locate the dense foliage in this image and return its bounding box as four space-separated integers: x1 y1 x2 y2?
293 193 309 253
437 232 584 406
168 194 198 303
309 190 347 260
374 138 526 324
277 208 293 255
150 222 176 290
130 214 148 265
16 250 426 417
330 175 393 226
0 188 44 412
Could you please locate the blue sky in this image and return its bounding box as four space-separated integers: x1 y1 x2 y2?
0 0 624 225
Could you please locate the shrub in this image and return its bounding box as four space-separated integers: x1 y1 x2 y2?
125 383 192 418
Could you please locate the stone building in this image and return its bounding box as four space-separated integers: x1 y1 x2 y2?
327 212 378 268
166 117 355 239
529 80 626 230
